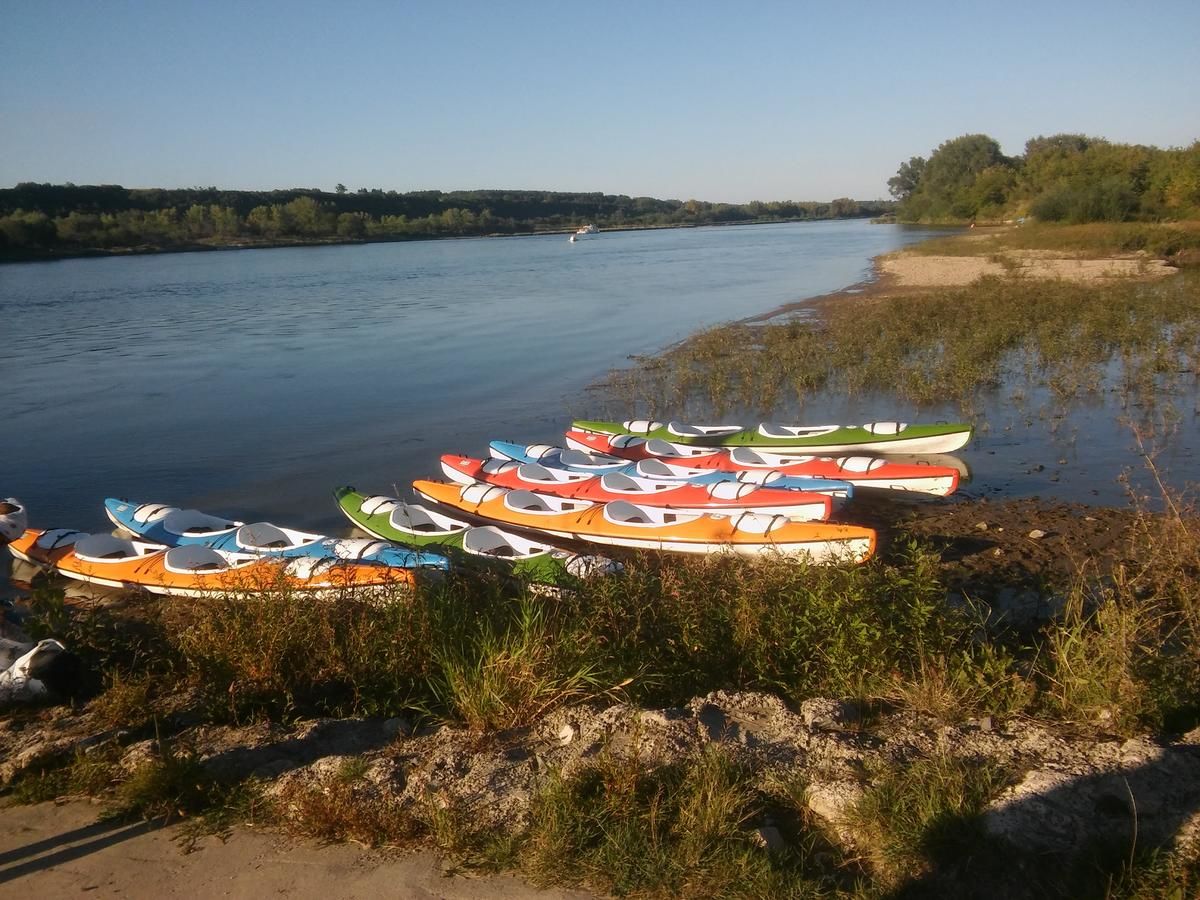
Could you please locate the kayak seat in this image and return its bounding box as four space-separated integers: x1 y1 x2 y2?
133 503 176 524
360 496 399 515
74 533 142 561
164 544 228 573
237 522 295 550
864 422 907 435
162 508 236 536
604 501 652 525
837 456 885 473
758 423 837 439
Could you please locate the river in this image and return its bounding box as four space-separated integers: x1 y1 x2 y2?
2 219 946 535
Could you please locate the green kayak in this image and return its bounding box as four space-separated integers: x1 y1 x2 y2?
333 486 619 586
571 419 973 455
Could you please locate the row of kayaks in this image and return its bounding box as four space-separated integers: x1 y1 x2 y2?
6 418 972 596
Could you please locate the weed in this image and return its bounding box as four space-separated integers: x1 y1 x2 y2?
847 753 1011 889
521 746 848 897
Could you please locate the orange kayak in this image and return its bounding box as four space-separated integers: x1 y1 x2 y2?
413 481 875 563
9 528 415 597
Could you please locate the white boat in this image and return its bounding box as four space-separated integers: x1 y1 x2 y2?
569 224 598 242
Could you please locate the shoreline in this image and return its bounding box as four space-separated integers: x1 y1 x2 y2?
0 214 878 266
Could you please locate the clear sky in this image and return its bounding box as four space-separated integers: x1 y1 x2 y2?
2 0 1198 203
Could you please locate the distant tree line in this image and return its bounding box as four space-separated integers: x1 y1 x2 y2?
888 134 1200 224
0 184 895 258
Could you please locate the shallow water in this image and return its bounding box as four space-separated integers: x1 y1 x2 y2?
2 219 947 540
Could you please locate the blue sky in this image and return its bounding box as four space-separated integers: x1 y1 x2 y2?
2 1 1198 202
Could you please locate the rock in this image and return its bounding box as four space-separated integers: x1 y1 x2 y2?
383 717 411 739
752 824 787 853
800 698 858 731
807 780 865 828
1028 529 1047 540
975 521 989 531
556 723 577 746
978 716 994 733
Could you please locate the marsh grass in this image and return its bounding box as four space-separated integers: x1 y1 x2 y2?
906 222 1200 260
598 270 1200 416
846 753 1011 889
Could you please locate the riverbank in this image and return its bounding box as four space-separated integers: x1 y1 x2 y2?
0 214 876 265
4 223 1200 897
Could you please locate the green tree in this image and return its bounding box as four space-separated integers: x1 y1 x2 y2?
887 156 926 201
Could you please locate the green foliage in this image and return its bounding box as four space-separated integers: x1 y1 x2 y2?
847 753 1010 889
894 132 1200 224
603 269 1200 412
519 746 848 897
0 183 897 259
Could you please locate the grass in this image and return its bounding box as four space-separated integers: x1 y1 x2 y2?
516 745 852 897
597 270 1200 415
905 221 1200 260
846 753 1011 890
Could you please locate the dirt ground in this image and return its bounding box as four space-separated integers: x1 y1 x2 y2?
0 800 591 899
844 491 1140 597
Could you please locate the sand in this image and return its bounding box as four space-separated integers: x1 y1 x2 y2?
0 801 592 899
877 248 1177 288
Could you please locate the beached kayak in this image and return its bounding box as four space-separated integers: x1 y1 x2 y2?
440 455 833 520
104 499 449 570
487 442 854 497
8 528 417 597
333 487 619 584
1 498 28 544
562 430 961 496
413 480 876 563
571 419 973 455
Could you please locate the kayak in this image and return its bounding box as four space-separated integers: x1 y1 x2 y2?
487 442 854 497
571 419 973 455
440 455 832 520
333 487 619 584
413 480 876 563
1 498 28 544
104 499 449 571
8 528 417 597
562 430 961 496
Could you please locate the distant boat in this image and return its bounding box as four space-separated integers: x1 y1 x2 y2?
569 224 598 243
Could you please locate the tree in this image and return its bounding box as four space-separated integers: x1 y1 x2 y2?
888 156 926 200
335 183 347 195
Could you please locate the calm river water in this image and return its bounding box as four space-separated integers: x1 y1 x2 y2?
4 220 955 535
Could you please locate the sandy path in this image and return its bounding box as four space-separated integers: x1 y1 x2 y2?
877 250 1176 287
0 801 592 899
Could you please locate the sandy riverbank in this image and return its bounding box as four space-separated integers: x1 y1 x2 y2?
750 227 1180 324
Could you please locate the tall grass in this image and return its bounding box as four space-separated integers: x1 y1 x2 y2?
598 270 1200 415
519 745 849 897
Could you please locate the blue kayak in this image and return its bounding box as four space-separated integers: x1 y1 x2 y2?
487 441 854 498
104 498 450 571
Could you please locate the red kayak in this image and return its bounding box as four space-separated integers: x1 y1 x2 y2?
440 454 832 521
